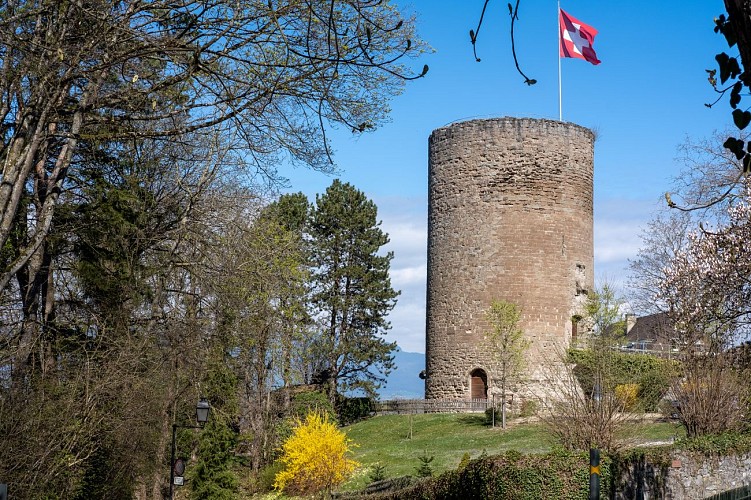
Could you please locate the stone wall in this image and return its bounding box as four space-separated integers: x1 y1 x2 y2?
425 117 594 400
614 451 751 499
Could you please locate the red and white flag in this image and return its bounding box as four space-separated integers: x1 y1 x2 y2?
559 8 600 65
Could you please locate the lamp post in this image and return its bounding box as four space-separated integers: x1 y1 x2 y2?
169 397 211 499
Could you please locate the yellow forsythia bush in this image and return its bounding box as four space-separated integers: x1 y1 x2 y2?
614 383 640 410
274 410 359 496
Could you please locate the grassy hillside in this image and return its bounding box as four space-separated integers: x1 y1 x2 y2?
341 413 683 491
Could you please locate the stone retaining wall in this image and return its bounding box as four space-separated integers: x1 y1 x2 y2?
614 451 751 499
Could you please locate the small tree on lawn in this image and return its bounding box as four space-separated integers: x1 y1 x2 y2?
274 410 358 496
484 300 530 429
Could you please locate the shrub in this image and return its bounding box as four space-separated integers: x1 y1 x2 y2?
274 410 359 496
484 406 501 426
541 356 629 452
637 369 672 412
568 349 677 412
386 449 612 499
273 390 339 456
614 384 639 411
254 461 284 493
290 390 337 422
369 463 387 483
670 359 750 437
519 399 539 417
415 452 434 477
337 395 375 425
458 452 471 470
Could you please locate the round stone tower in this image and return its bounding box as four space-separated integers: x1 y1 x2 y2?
425 117 594 400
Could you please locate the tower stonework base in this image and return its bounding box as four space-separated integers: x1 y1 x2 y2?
425 117 594 401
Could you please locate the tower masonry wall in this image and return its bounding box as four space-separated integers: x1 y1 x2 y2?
425 117 594 400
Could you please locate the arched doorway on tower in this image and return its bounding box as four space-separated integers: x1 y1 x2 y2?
470 368 488 400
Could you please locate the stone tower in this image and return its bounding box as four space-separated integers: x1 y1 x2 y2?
425 117 594 400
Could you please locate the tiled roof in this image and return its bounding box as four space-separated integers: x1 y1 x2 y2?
626 312 676 343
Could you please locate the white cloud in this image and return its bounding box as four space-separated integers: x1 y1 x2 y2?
390 264 427 288
376 196 428 353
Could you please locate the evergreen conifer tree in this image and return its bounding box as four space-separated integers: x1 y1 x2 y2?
190 359 239 499
309 180 399 401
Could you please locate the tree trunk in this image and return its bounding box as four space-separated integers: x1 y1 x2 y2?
501 385 507 430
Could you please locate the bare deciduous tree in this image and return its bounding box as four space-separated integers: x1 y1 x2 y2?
540 351 629 452
540 284 630 452
0 0 427 370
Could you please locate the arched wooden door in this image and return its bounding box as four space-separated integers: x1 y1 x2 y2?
470 369 488 400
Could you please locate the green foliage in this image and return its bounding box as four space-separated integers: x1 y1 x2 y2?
415 452 435 477
254 461 285 494
370 463 387 483
309 179 399 399
73 439 136 500
484 406 501 426
519 399 539 418
72 168 172 323
343 413 683 492
484 299 530 428
0 1 428 495
484 300 529 374
275 390 339 450
582 283 625 343
385 449 612 500
608 446 674 499
190 419 239 500
457 453 472 470
343 413 553 488
677 432 751 456
337 395 376 425
613 446 673 470
262 192 311 234
290 390 337 422
190 360 239 499
568 349 677 411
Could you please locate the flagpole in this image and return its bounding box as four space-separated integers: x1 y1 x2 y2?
558 0 562 121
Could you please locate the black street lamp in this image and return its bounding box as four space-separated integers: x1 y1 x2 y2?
169 397 211 499
196 397 210 426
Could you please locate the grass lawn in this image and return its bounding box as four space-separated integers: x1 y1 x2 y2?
340 413 685 491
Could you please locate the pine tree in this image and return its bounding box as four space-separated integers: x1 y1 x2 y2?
309 180 398 401
190 359 239 499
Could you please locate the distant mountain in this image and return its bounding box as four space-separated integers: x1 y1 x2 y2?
377 348 425 400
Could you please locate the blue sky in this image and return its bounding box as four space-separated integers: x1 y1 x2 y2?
279 1 734 353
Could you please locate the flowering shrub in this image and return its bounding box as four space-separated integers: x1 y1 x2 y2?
274 410 358 495
659 183 751 350
614 384 639 410
659 183 751 436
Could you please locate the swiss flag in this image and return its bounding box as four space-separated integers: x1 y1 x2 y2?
559 9 600 65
